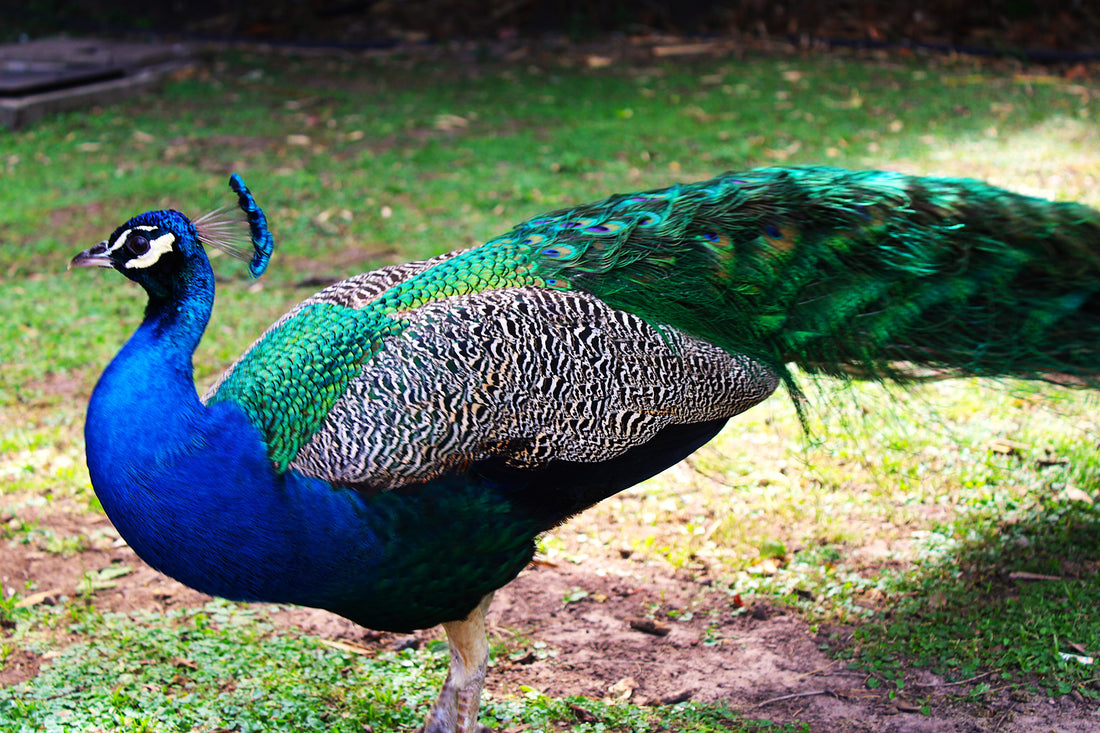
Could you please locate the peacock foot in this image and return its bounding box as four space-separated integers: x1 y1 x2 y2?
419 593 494 733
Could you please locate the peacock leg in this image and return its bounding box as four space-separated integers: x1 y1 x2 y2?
421 592 494 733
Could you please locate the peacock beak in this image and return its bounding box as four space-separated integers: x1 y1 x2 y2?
69 242 114 270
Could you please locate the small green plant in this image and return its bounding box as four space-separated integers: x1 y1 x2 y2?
0 589 17 630
0 515 37 543
39 528 88 557
563 587 590 604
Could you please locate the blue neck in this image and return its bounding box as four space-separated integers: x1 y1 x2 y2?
85 262 383 611
87 263 215 488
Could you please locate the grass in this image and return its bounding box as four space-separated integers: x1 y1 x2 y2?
0 600 808 733
1 41 1099 729
853 486 1100 697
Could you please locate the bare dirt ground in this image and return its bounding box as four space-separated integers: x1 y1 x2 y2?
3 497 1099 732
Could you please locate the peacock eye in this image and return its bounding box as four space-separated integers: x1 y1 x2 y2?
125 233 151 256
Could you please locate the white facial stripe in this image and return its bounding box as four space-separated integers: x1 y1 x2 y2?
106 225 157 255
123 231 177 270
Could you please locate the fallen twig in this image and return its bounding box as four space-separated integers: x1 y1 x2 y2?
318 638 374 655
755 689 832 707
1009 571 1063 582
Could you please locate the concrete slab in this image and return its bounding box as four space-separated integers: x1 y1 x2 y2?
0 37 193 129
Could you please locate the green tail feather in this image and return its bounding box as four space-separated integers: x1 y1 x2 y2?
506 166 1100 393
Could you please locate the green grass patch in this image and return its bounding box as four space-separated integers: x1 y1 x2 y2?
0 600 804 732
852 491 1100 697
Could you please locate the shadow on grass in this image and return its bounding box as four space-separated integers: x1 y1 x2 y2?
853 494 1100 697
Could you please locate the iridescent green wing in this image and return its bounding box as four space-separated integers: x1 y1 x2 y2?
207 302 403 471
205 244 547 471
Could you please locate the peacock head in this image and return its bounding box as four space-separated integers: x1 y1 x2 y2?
70 210 209 298
70 175 274 297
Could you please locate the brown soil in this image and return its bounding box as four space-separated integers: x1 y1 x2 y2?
4 497 1100 732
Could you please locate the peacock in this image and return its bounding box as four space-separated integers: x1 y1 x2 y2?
72 167 1100 732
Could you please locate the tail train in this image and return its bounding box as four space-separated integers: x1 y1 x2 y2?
514 166 1100 395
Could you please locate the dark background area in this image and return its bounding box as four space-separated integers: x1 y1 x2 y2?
4 1 1099 56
